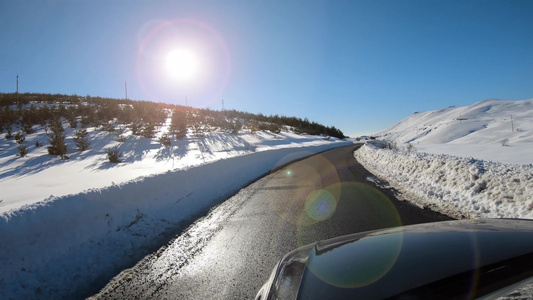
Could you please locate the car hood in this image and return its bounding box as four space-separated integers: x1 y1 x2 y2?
258 219 533 300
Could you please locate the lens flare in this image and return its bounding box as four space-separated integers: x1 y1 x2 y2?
269 154 341 228
305 189 336 222
301 182 403 288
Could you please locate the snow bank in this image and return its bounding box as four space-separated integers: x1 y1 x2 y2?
0 141 351 299
0 128 342 214
354 141 533 220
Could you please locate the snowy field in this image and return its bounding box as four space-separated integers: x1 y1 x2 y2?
0 120 351 299
356 99 533 220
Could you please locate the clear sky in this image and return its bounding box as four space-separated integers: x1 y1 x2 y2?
1 0 532 137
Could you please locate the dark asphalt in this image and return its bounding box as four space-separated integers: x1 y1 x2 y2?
90 144 452 300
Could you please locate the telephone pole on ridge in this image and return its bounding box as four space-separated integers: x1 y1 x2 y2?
16 74 19 109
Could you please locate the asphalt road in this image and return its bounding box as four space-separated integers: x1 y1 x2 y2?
90 144 452 300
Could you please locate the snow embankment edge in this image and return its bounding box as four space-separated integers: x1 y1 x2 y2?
354 141 533 220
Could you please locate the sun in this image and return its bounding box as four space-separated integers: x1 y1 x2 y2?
165 48 200 82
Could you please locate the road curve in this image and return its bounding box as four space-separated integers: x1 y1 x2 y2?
90 144 452 299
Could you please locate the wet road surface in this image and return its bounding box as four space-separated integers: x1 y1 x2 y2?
90 144 452 299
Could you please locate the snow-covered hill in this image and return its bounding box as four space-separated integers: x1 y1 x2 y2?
376 99 533 165
0 117 343 214
355 99 533 221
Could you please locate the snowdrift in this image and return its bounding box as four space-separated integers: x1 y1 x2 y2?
355 141 533 220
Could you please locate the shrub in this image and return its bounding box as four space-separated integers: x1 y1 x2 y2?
142 123 155 138
170 111 187 139
101 122 115 132
106 146 122 163
116 125 126 142
47 118 68 159
247 122 259 134
15 132 25 144
23 123 35 134
131 121 142 136
159 133 171 147
73 129 90 151
17 144 28 157
231 120 242 135
268 123 282 134
5 130 13 139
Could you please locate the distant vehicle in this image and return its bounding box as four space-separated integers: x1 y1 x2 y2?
256 219 533 300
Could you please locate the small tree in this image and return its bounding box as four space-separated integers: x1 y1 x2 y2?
188 111 205 137
66 112 78 128
142 123 155 138
116 125 126 142
268 123 282 134
17 144 28 157
247 122 259 134
106 146 122 163
47 118 68 159
73 129 90 151
5 130 13 139
159 133 171 147
15 132 25 144
231 120 242 135
101 121 115 132
23 122 35 134
131 121 142 136
170 111 187 139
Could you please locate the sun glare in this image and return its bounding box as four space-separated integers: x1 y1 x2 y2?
165 48 200 82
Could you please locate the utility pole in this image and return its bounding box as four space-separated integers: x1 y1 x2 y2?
222 99 225 111
124 82 128 100
511 115 514 132
16 74 19 109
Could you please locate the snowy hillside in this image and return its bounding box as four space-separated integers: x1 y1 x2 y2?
0 118 342 214
376 99 533 165
0 101 351 299
355 99 533 220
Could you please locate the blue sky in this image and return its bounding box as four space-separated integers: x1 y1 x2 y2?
1 0 532 137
